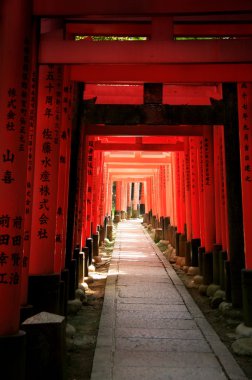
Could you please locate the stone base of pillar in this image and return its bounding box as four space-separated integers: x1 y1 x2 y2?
78 252 84 283
154 228 163 243
242 269 252 327
69 259 77 300
60 269 69 316
175 232 181 255
99 226 105 245
202 251 213 285
191 238 201 267
139 204 145 215
82 248 89 277
86 238 93 266
121 211 126 220
0 330 26 380
114 214 121 223
127 207 132 219
213 244 222 284
185 241 191 266
22 312 66 380
225 260 232 303
106 225 113 241
28 273 61 315
92 233 99 257
132 209 139 218
179 234 186 257
198 246 205 276
219 250 228 290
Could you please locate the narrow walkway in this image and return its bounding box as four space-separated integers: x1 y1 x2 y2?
91 220 246 380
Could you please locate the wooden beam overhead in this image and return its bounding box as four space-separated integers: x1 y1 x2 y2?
39 39 252 64
83 104 223 125
70 63 252 83
33 0 252 16
84 124 204 136
93 142 184 151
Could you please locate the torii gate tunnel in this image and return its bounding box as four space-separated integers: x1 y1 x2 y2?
1 0 252 377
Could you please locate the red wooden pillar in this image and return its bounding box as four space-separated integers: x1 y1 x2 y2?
214 127 222 245
174 152 182 233
73 117 86 250
179 152 186 234
189 137 200 239
29 65 63 273
85 137 95 238
184 137 192 241
127 182 132 217
54 67 73 273
115 181 122 212
159 166 166 217
238 83 252 269
237 82 252 325
219 126 229 252
91 150 99 233
202 125 215 284
171 153 177 227
0 0 32 336
198 137 205 248
21 21 39 306
98 153 105 226
203 126 216 253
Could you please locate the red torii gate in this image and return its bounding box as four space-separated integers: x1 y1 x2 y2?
1 1 252 377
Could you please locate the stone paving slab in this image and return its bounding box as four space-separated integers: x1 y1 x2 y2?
112 367 227 380
115 336 211 352
114 350 221 368
91 220 247 380
115 327 204 340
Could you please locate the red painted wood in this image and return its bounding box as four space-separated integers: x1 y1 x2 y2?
71 63 252 83
184 138 192 240
54 67 73 272
219 126 229 252
214 127 222 245
33 0 252 16
202 125 216 252
21 21 39 305
39 39 252 65
198 137 205 247
189 137 200 239
238 83 252 269
85 125 203 136
0 0 32 335
29 65 63 274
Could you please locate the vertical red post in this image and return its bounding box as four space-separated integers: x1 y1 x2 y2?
159 166 166 216
189 137 200 239
219 126 229 252
238 83 252 269
21 21 39 306
174 152 182 233
85 137 95 238
54 67 73 273
0 0 32 335
115 181 122 212
179 152 186 234
29 65 63 274
184 137 192 241
203 125 216 253
214 127 222 245
198 137 205 247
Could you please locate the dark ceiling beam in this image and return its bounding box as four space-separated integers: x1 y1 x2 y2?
84 124 204 136
33 0 252 17
83 104 224 125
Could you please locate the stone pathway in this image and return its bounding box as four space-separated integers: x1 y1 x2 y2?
91 220 247 380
